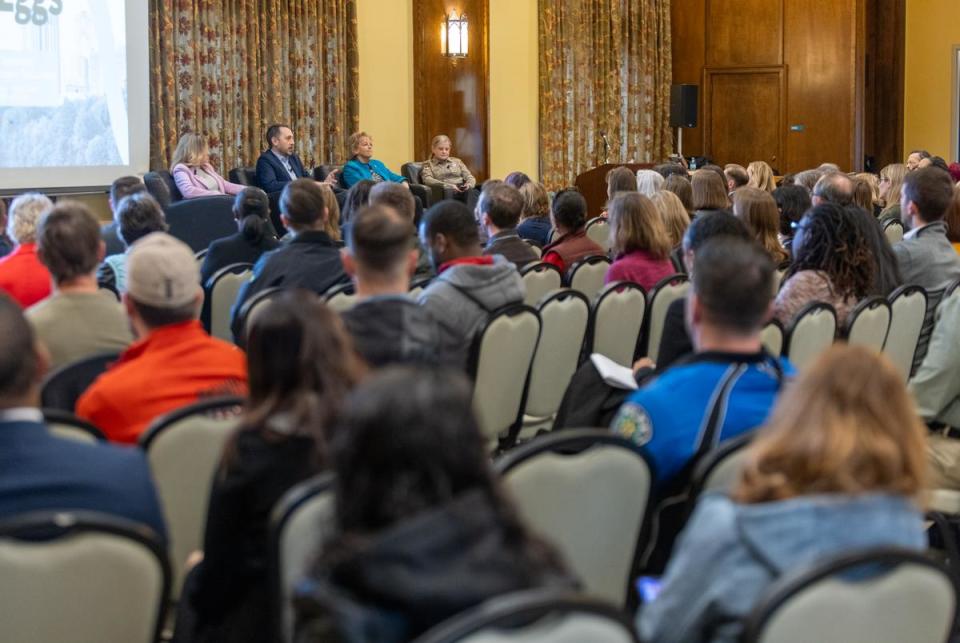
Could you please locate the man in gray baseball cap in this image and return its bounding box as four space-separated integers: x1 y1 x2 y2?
77 232 248 443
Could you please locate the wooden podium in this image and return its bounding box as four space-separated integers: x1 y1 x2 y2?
574 163 655 218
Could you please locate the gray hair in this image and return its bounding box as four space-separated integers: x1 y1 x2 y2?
8 192 53 244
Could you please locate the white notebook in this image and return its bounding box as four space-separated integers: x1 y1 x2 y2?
590 353 639 391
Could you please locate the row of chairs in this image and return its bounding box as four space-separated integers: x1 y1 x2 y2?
269 428 958 643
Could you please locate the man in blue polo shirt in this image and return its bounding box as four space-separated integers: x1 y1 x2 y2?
611 237 792 489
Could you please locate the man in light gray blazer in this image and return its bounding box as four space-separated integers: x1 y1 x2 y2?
892 166 960 291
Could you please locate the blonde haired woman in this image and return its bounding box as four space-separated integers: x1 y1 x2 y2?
420 135 477 198
650 190 690 248
317 184 343 244
878 163 908 225
342 131 407 188
733 187 788 265
854 172 881 215
604 192 674 290
747 160 776 192
170 133 244 199
640 344 928 643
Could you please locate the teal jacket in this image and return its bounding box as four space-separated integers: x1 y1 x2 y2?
342 158 406 187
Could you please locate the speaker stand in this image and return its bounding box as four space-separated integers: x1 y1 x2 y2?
676 127 683 160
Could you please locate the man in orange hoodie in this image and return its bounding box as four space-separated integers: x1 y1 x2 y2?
77 232 247 444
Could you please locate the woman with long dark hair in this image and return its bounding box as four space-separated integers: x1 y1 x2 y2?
179 292 364 643
295 366 571 642
773 202 874 325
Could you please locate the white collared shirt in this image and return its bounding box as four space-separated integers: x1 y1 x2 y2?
0 407 44 423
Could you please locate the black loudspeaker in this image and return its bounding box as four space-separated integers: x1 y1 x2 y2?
670 84 698 128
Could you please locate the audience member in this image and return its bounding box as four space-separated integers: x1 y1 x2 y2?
854 172 882 216
420 134 479 208
231 179 350 339
732 187 789 264
772 184 811 253
746 161 776 192
656 213 752 369
504 171 531 189
911 283 960 489
665 174 694 216
342 131 408 188
946 185 960 253
171 133 244 199
103 176 147 256
893 166 960 290
0 192 53 307
341 205 443 367
0 199 11 258
653 163 689 180
179 293 362 643
847 205 902 296
78 233 247 444
0 295 165 537
878 163 908 225
418 201 524 370
517 181 553 247
774 203 873 325
541 189 604 274
316 183 343 245
340 179 375 225
792 168 822 192
97 192 169 296
851 177 875 213
691 169 729 217
949 162 960 184
920 156 951 173
723 164 749 193
27 202 133 369
650 190 690 249
636 169 665 197
479 183 539 268
611 237 789 488
368 182 433 280
700 164 728 189
255 124 340 194
906 149 931 171
604 193 674 290
606 166 638 203
818 162 841 173
294 367 570 640
199 187 280 287
640 345 926 642
811 172 855 206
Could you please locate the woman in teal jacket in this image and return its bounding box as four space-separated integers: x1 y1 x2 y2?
342 131 407 187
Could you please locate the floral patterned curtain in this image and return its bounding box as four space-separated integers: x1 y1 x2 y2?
539 0 672 190
149 0 359 174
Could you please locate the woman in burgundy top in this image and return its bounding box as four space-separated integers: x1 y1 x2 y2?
604 192 675 290
541 188 605 274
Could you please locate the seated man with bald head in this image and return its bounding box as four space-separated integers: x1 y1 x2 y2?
811 172 855 207
0 294 165 537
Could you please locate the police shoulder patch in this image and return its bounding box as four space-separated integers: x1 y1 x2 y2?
613 402 654 446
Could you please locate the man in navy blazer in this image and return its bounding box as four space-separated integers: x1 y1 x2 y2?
255 124 341 195
0 295 166 539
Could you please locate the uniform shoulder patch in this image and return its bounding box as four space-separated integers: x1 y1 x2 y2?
612 402 654 446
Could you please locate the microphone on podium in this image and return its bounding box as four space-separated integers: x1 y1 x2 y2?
599 130 610 164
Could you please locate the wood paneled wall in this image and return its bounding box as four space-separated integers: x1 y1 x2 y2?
672 0 904 173
412 0 489 182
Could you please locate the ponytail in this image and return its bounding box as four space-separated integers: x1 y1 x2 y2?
241 214 266 243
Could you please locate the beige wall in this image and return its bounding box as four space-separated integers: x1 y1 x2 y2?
489 0 539 179
904 0 960 159
357 0 540 180
357 0 415 172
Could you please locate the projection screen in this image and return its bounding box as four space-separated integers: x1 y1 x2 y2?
0 0 149 193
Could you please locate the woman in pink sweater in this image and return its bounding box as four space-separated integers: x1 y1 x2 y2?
604 192 675 290
170 133 244 199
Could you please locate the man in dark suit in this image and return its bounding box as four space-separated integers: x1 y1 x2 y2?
480 183 539 268
256 124 345 232
0 294 166 539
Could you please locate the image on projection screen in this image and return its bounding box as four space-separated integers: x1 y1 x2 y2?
0 0 129 169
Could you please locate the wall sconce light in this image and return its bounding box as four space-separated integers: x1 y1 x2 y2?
441 12 468 57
